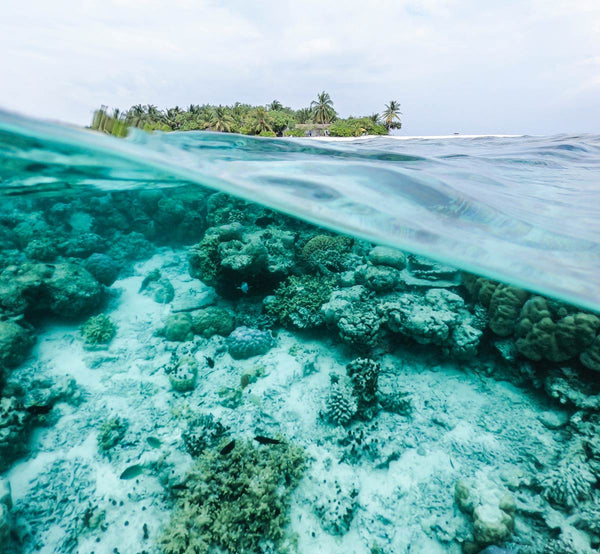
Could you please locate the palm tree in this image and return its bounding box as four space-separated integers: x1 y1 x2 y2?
295 108 312 124
381 100 402 131
368 113 380 124
248 107 273 134
208 106 234 132
310 92 336 124
268 100 283 111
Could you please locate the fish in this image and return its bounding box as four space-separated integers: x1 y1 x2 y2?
237 282 250 294
26 404 53 415
119 464 144 480
220 440 236 455
146 436 161 448
254 435 282 445
205 356 215 368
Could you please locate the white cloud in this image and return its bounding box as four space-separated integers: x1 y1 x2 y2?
0 0 598 134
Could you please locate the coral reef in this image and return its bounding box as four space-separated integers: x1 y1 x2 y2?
346 357 380 417
191 306 236 338
326 380 358 426
159 439 305 554
301 233 353 273
160 313 194 342
540 448 596 509
80 314 117 346
188 222 296 295
454 479 515 552
0 319 34 375
266 274 334 329
380 288 483 359
368 245 407 270
164 354 199 392
182 414 229 457
97 416 128 452
83 253 120 286
226 326 275 360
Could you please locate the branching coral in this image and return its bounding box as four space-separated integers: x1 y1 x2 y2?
541 449 596 509
182 414 229 457
159 439 305 554
346 357 380 417
301 233 353 273
326 381 358 426
80 314 117 345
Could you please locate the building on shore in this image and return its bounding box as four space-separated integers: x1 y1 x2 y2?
294 123 332 137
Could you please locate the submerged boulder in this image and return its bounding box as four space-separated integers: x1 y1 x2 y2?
0 320 34 371
44 263 104 318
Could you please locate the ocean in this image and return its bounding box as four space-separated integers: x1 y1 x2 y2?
0 111 599 554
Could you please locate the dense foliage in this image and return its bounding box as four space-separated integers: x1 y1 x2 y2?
91 93 402 138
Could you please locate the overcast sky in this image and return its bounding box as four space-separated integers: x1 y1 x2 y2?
1 0 599 135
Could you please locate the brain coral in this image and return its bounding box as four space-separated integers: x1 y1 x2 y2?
226 326 274 360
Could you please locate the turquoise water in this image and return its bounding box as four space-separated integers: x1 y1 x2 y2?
1 111 600 554
2 111 599 310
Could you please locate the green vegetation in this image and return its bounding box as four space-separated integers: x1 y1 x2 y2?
159 439 306 554
328 117 388 137
91 93 402 138
382 100 402 131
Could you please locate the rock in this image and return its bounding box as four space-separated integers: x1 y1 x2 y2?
0 478 11 509
84 253 120 287
473 503 514 545
538 410 569 430
45 263 104 318
361 264 402 292
368 246 407 270
0 320 34 370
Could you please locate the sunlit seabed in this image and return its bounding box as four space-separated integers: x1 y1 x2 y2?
0 111 600 554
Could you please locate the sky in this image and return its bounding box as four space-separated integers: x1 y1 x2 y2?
0 0 599 135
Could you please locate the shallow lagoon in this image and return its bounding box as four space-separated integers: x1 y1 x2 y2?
1 118 600 554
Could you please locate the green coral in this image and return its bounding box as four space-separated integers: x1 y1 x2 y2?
266 274 334 329
97 416 128 452
191 306 235 338
159 439 306 554
80 314 117 345
301 233 353 273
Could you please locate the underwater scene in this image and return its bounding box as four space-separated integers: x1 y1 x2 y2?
1 113 600 554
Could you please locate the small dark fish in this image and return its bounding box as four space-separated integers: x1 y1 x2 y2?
26 404 53 415
146 437 161 449
220 440 236 455
205 356 215 368
171 483 188 491
120 464 144 480
254 436 282 445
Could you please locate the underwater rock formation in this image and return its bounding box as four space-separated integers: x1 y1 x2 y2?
380 288 484 359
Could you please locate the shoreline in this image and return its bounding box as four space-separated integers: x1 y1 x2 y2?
300 134 524 141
